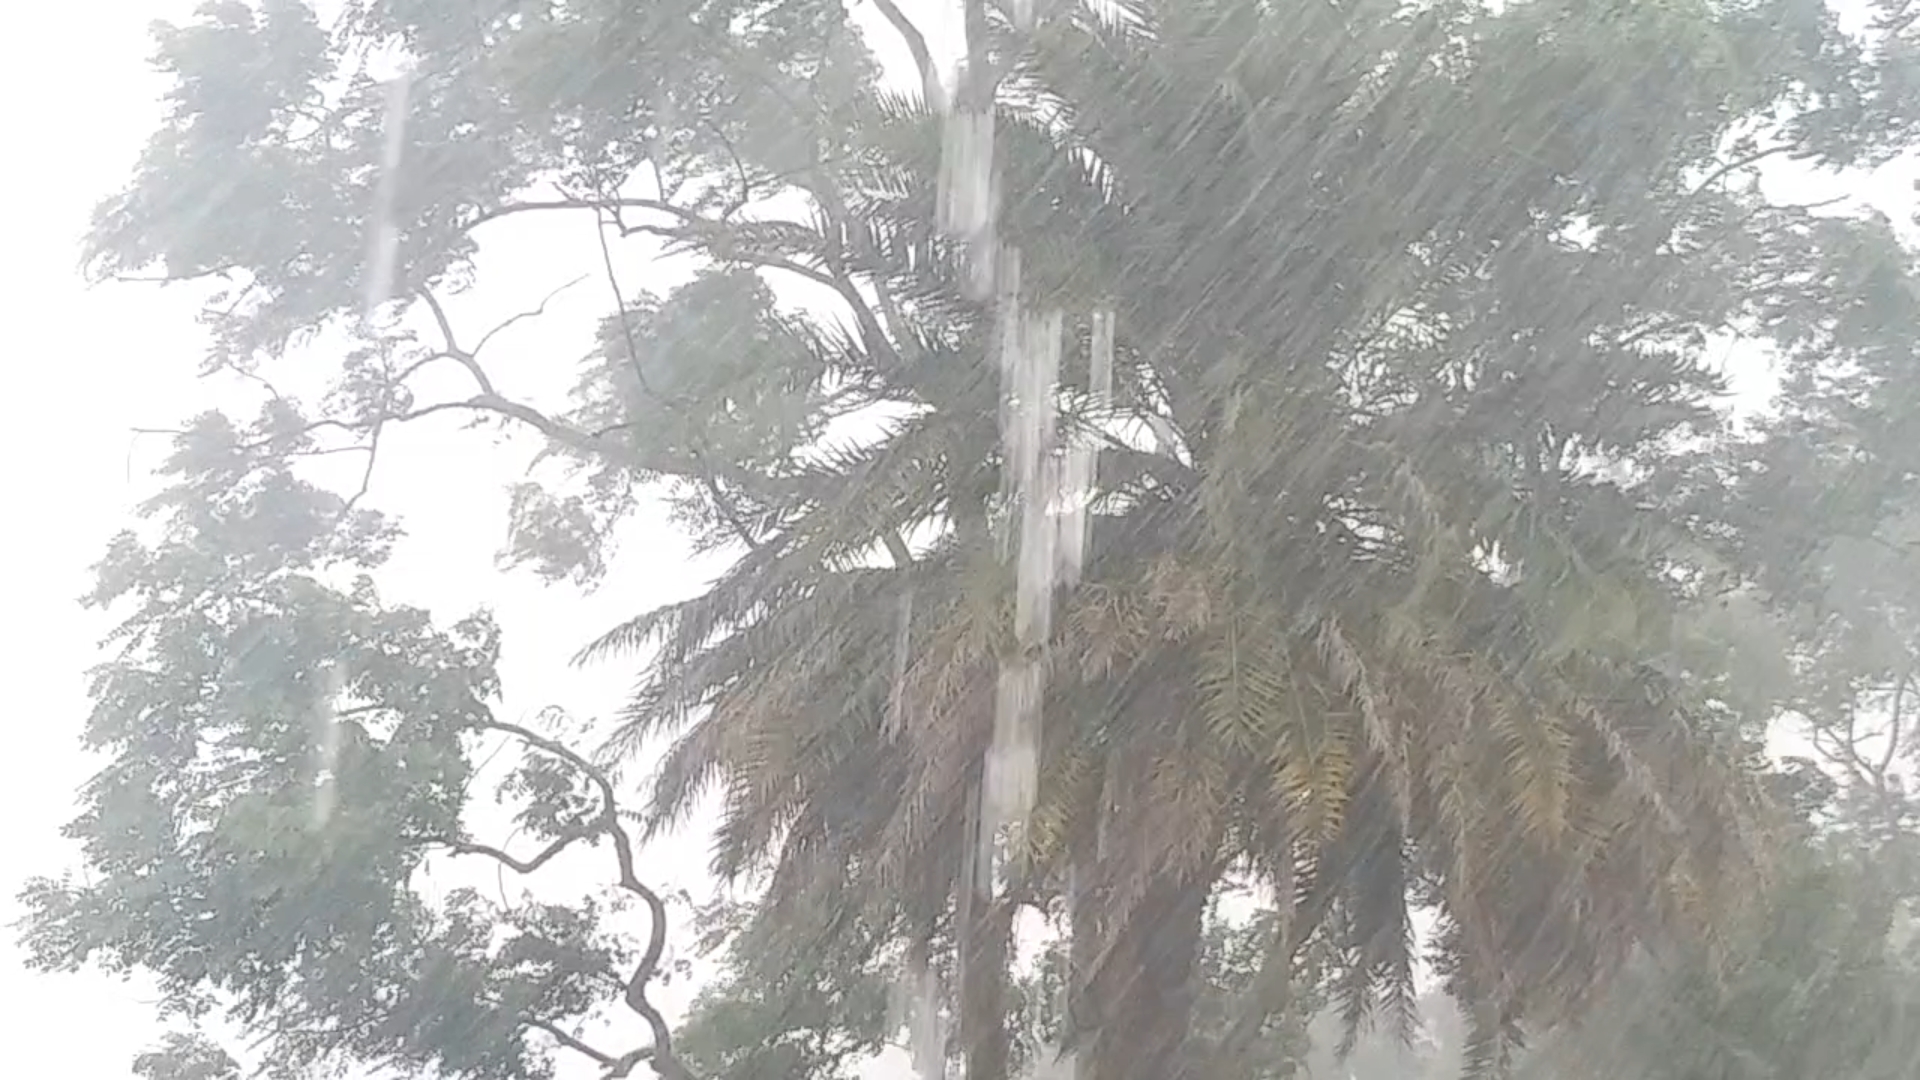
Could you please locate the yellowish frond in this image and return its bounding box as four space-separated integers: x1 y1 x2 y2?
1316 616 1415 827
1271 694 1356 848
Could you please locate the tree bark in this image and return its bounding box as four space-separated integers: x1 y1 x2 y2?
1090 874 1209 1080
958 779 1013 1080
1067 841 1100 1080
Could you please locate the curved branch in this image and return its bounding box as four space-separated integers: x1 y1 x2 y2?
418 285 464 362
368 394 627 456
481 718 692 1080
473 274 590 358
459 196 697 236
867 0 944 109
436 828 594 875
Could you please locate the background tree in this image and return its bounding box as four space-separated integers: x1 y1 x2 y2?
1511 758 1920 1080
19 418 696 1079
1502 146 1920 1077
671 885 1342 1080
132 1034 244 1080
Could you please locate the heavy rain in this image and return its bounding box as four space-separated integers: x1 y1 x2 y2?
3 1 1919 1079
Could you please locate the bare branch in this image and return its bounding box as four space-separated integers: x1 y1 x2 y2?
1879 668 1910 782
459 196 698 236
376 394 620 453
480 718 692 1080
528 1019 657 1079
338 419 382 522
473 274 591 358
1809 723 1873 789
528 1019 622 1067
435 826 596 875
1686 145 1792 202
415 285 505 398
866 0 944 109
417 286 466 365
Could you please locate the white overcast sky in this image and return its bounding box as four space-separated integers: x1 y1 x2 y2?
0 1 1911 1077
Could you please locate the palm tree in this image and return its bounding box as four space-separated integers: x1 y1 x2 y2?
580 0 1912 1075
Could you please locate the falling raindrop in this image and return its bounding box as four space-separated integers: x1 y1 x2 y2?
901 952 947 1080
1011 308 1064 648
1058 308 1116 586
310 664 347 830
937 106 994 238
886 587 915 739
932 13 1088 887
986 656 1045 841
985 299 1068 852
362 70 412 323
932 25 1102 1073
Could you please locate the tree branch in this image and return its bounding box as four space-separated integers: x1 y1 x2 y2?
480 718 692 1080
459 196 702 236
586 204 764 554
866 0 944 109
392 283 658 463
529 1019 624 1067
474 274 591 358
1879 668 1909 782
435 827 596 875
802 174 916 373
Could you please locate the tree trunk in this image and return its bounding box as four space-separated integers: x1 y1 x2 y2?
1090 874 1209 1080
958 779 1012 1080
1067 843 1099 1080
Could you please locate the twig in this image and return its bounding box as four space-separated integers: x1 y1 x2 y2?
472 274 591 358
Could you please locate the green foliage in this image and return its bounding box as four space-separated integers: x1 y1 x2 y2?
16 405 663 1080
673 895 900 1080
132 1033 243 1080
1516 831 1920 1080
670 888 1343 1080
